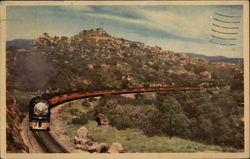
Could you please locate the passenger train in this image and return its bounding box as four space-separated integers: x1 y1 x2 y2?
29 87 201 131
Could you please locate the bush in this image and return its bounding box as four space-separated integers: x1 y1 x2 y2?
92 96 163 136
71 112 89 125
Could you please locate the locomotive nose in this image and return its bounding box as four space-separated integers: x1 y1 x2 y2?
34 102 49 115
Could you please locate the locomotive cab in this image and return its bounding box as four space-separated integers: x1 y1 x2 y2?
29 96 51 131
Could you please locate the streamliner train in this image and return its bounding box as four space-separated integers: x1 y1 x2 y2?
29 87 201 131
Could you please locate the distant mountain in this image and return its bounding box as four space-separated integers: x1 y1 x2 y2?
183 53 243 64
7 39 33 49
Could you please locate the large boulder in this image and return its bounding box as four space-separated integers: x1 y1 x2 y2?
200 71 211 79
74 126 125 153
95 113 109 128
74 126 91 149
74 136 91 147
77 126 89 139
87 142 110 153
108 143 125 153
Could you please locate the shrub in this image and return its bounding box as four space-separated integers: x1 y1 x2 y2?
71 112 89 125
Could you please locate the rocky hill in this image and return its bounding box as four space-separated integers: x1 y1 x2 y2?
7 28 243 92
7 38 243 64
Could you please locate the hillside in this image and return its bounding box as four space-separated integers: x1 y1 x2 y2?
6 92 29 153
7 28 243 92
7 38 243 64
6 28 244 152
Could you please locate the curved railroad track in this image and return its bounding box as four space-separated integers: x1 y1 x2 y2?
32 131 70 153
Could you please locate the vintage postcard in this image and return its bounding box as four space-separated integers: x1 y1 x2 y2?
0 1 249 159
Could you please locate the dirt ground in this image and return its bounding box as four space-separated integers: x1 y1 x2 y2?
20 116 44 153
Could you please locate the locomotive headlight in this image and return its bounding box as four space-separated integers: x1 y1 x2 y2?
34 102 49 115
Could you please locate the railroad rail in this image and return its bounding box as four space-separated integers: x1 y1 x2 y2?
32 131 70 153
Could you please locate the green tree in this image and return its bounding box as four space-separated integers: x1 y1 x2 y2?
159 97 190 138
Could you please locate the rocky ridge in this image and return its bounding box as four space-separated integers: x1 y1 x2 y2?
27 28 243 91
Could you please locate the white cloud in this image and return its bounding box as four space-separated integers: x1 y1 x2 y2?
84 7 212 41
136 9 212 39
85 12 148 26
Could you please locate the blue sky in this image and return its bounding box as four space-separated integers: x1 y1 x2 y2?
7 5 243 58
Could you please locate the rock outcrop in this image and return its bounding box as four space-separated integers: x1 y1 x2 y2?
108 143 125 153
87 142 110 153
74 126 125 153
95 113 109 128
200 71 212 79
74 126 92 150
77 126 89 138
79 28 111 37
